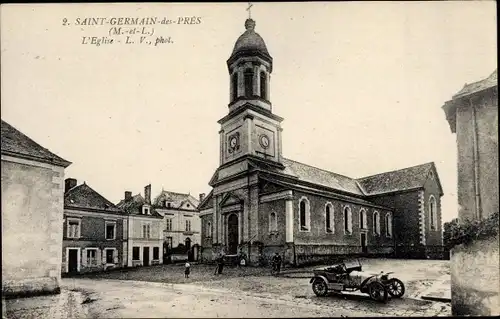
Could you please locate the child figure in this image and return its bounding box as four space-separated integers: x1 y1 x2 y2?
184 262 191 278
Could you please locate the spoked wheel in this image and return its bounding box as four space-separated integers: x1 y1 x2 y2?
312 279 329 297
387 278 405 298
368 282 388 303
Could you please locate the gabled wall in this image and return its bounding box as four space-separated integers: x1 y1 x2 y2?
2 155 65 297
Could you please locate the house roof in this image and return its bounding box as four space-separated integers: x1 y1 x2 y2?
452 69 498 99
153 190 200 210
281 158 365 196
443 69 498 133
116 194 163 218
357 162 438 196
1 119 71 167
65 183 123 213
198 190 214 210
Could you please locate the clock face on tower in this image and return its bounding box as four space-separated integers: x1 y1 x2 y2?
259 134 270 149
230 137 237 148
227 132 240 154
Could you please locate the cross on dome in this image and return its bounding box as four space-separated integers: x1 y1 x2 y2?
246 2 253 19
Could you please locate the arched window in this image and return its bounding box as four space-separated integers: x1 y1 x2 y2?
325 203 334 233
429 196 437 230
269 212 277 232
231 73 238 101
385 213 392 237
260 71 267 99
373 211 381 235
244 68 254 97
344 206 352 234
299 197 310 231
359 209 367 230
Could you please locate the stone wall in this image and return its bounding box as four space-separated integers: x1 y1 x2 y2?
1 155 65 297
451 235 499 316
455 92 499 221
292 190 394 248
369 191 421 247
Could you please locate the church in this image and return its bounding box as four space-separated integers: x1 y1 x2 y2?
198 18 444 266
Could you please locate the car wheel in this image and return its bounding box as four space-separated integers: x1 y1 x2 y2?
368 282 388 303
312 279 328 297
387 278 405 298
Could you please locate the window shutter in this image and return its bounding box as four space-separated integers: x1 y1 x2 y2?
82 249 87 267
114 250 118 264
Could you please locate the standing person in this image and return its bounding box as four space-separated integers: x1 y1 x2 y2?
271 252 282 276
184 261 191 278
218 250 225 275
213 252 220 275
238 249 247 268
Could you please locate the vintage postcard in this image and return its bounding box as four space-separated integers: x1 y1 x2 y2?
1 2 498 318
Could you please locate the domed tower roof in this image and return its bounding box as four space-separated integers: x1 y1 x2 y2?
228 19 272 64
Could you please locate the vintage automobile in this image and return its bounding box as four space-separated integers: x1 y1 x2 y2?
309 259 405 302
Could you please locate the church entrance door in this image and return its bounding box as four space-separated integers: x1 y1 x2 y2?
361 233 368 254
227 213 239 255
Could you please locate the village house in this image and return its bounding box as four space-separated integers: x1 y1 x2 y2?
198 18 444 266
117 184 164 267
62 178 127 274
1 120 71 297
152 190 201 262
443 69 499 316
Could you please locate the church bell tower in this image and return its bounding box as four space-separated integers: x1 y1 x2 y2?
218 18 284 167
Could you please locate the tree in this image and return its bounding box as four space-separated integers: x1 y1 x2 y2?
443 218 459 250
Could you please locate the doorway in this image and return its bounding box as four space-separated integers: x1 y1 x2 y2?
143 247 150 266
68 249 79 273
227 213 239 255
361 233 368 254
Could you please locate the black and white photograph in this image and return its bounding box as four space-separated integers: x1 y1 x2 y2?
1 1 498 318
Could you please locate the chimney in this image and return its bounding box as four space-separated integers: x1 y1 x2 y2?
124 191 132 201
199 193 206 202
144 184 151 204
65 178 77 193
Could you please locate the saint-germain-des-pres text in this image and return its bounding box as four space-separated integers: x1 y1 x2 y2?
69 16 202 26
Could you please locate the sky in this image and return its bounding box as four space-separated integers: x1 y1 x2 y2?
1 2 497 223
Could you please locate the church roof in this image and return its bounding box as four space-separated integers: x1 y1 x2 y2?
281 158 365 196
263 177 392 210
452 69 497 99
1 119 71 167
152 190 200 210
65 183 123 214
357 162 437 196
230 19 271 59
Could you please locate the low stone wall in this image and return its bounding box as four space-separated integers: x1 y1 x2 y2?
171 254 189 262
201 244 395 267
426 245 450 260
394 245 449 260
294 244 393 267
451 235 499 316
2 277 61 299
